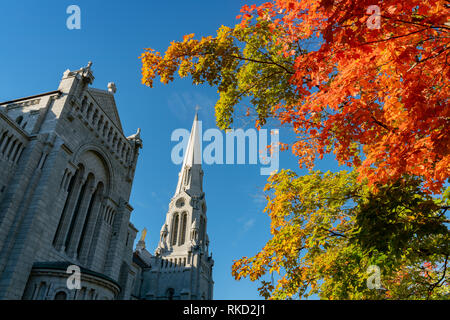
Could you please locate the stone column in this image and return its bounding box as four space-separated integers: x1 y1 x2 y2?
88 203 111 271
103 199 132 280
0 136 12 154
53 172 85 251
77 191 104 265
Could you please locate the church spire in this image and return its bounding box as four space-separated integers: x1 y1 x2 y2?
148 111 213 300
174 112 203 196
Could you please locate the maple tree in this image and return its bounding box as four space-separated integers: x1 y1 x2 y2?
231 170 449 299
140 0 449 193
140 0 450 299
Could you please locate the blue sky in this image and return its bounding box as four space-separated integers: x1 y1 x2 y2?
0 0 344 299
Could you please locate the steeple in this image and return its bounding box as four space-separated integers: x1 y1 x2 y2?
145 111 214 300
174 112 203 197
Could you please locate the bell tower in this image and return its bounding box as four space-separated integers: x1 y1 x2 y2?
143 113 214 300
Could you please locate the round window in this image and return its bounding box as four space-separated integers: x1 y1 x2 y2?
176 198 185 208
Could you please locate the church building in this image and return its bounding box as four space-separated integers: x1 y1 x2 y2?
0 62 213 300
132 113 214 300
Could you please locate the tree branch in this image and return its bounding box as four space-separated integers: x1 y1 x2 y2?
229 54 295 75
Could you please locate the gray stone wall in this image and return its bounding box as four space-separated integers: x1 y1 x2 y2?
0 63 142 300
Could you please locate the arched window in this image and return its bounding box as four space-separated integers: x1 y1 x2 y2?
171 213 179 246
109 210 115 225
7 139 17 159
12 143 22 163
1 136 11 154
81 97 88 113
97 115 104 131
78 287 87 300
0 131 7 146
112 133 118 149
88 289 95 300
184 168 191 185
166 288 174 300
103 122 109 137
35 281 47 300
54 291 67 300
86 103 93 119
15 116 23 125
121 143 125 158
179 212 187 245
76 183 102 258
92 109 98 124
64 174 93 252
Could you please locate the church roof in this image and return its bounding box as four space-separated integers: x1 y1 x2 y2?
0 90 61 106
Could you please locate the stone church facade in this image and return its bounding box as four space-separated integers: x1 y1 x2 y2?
0 63 213 300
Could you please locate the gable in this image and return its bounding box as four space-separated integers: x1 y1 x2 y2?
86 88 123 133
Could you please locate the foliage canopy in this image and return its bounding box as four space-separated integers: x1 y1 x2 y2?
140 0 450 299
